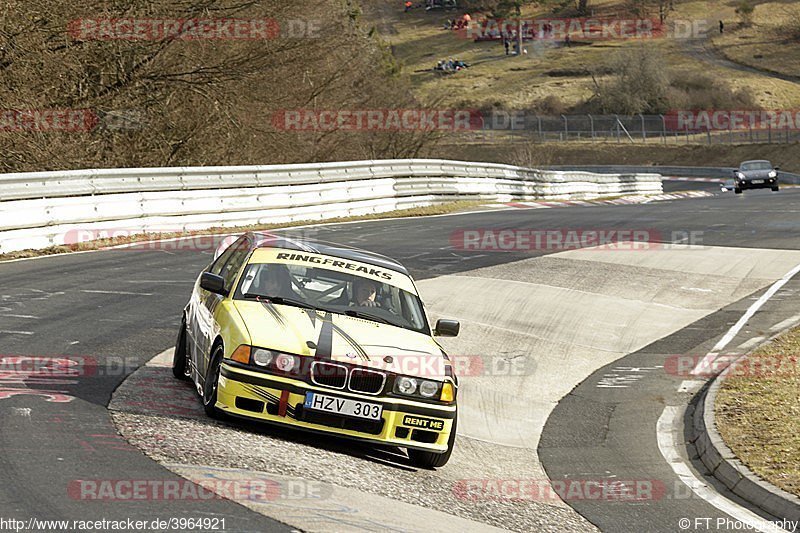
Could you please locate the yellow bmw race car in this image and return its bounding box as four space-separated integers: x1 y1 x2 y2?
172 232 461 468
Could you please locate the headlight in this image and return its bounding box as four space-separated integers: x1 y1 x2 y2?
252 348 275 367
394 376 418 395
736 172 745 179
275 353 299 372
419 380 439 398
769 170 777 178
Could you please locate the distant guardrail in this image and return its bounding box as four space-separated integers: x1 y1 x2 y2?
548 165 800 184
0 159 662 254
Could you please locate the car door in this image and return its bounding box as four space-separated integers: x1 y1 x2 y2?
191 235 251 383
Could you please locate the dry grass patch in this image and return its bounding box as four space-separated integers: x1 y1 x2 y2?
716 326 800 497
711 2 800 79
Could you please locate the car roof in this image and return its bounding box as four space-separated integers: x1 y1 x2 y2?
249 232 410 275
740 160 771 165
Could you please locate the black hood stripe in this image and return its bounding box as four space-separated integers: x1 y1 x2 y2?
259 301 287 326
331 322 370 361
314 312 334 360
304 308 318 327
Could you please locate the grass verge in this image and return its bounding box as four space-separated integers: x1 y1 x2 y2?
0 201 483 263
715 326 800 498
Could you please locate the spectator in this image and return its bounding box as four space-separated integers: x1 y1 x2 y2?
405 1 413 12
719 20 724 34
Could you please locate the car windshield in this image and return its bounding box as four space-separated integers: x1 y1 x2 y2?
234 261 430 335
740 161 772 171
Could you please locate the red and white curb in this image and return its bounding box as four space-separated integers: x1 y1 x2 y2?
488 191 715 210
665 177 722 183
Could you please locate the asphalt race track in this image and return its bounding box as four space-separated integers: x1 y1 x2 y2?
2 180 799 532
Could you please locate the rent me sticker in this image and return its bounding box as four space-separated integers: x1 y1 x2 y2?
402 415 444 431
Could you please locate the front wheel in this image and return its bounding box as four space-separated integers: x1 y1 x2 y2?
202 346 225 419
172 317 191 380
771 186 779 192
408 414 457 469
734 187 742 194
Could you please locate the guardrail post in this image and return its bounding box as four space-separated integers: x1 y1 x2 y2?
537 116 543 142
616 115 621 143
562 114 568 141
588 114 595 142
768 123 772 143
660 114 666 145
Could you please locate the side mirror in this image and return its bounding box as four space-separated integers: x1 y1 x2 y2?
434 319 460 337
200 272 227 295
774 166 780 171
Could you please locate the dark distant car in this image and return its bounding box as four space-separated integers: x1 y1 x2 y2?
731 160 779 194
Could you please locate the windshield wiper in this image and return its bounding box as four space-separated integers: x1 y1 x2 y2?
343 309 393 326
243 293 323 312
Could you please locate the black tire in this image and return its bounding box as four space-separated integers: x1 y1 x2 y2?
202 345 225 419
772 186 779 192
408 413 457 469
734 187 742 194
172 317 191 380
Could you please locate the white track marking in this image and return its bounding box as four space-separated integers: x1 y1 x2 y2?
657 406 788 533
0 330 34 335
691 261 800 376
80 289 153 296
770 314 800 332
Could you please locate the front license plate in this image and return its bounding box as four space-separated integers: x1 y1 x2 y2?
752 179 764 184
304 392 382 420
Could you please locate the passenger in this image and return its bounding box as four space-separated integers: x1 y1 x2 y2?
352 278 380 307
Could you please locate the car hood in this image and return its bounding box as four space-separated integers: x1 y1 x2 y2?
234 300 448 379
741 169 773 179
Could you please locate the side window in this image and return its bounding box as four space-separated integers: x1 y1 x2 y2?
219 245 250 292
209 236 245 276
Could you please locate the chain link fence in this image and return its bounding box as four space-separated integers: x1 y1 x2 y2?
465 114 800 144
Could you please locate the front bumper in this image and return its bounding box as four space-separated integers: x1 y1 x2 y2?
217 362 456 452
739 178 777 190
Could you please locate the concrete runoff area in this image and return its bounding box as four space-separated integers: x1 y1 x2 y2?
423 244 800 467
110 243 800 532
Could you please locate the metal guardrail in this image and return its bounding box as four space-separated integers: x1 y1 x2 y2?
547 165 800 184
0 159 662 254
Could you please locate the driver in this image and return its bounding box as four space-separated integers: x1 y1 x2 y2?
352 278 380 307
257 264 295 298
